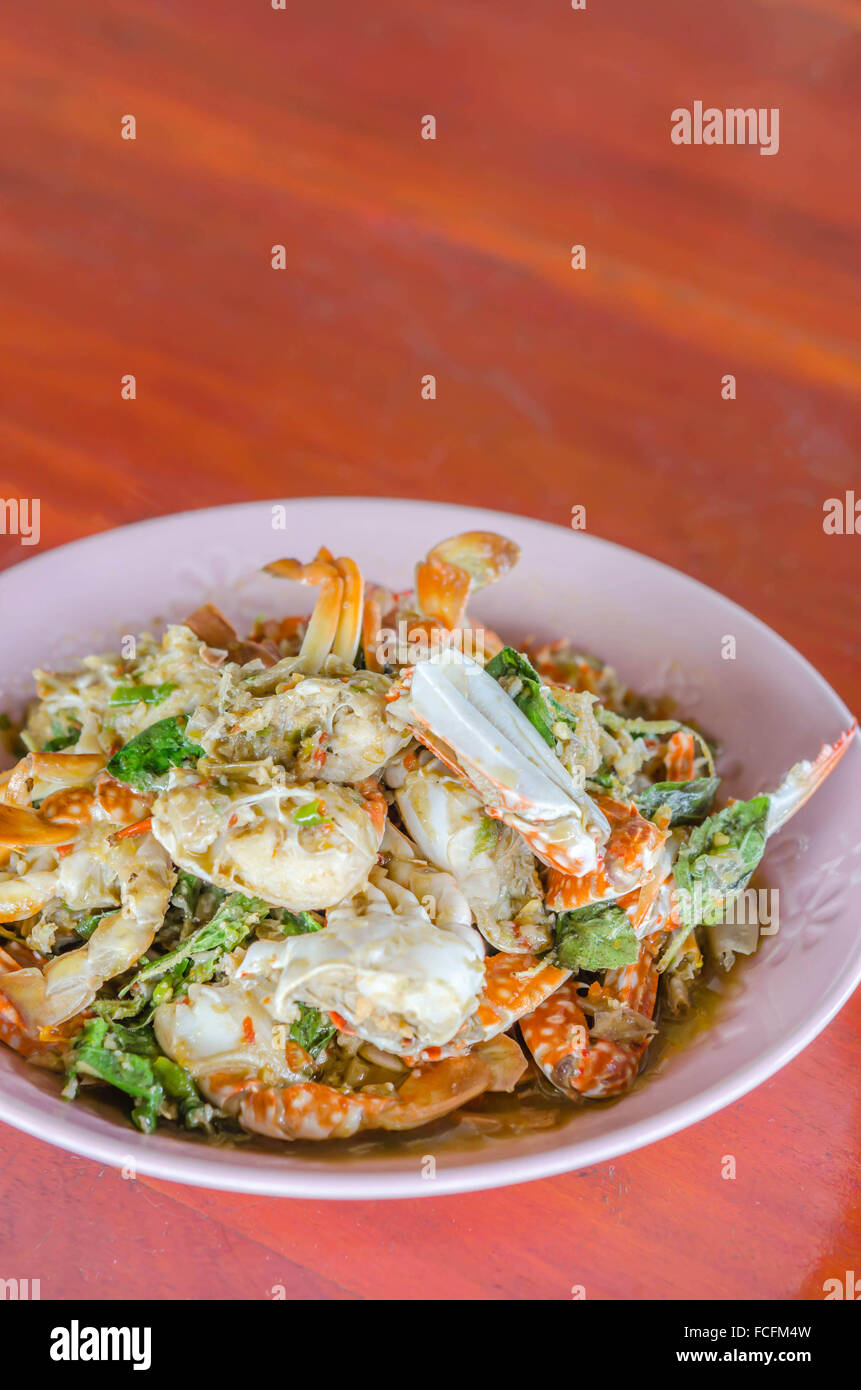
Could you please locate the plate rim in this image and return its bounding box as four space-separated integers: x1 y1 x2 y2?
0 496 857 1198
0 492 854 723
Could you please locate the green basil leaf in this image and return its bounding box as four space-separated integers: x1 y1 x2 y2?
67 1023 160 1102
120 891 269 997
485 646 577 748
673 795 769 928
635 776 720 826
554 901 639 971
289 1003 336 1058
106 715 204 790
63 1017 210 1133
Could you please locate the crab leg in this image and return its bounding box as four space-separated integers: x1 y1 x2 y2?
0 832 175 1029
765 722 856 835
546 797 669 911
521 930 663 1100
0 805 76 852
264 557 345 672
331 556 364 665
1 752 105 809
404 951 571 1065
195 1034 526 1141
0 946 75 1060
0 869 61 923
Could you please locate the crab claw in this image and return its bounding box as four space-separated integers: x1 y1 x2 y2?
386 649 609 874
415 531 520 630
0 803 80 849
264 553 365 671
264 557 345 672
1 753 105 808
766 721 857 835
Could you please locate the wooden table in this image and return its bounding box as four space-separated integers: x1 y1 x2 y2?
1 0 858 1300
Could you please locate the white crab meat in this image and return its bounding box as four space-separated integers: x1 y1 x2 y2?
394 760 552 953
154 978 310 1085
51 824 128 911
188 668 410 784
386 649 610 874
238 860 485 1055
28 624 222 757
151 768 384 909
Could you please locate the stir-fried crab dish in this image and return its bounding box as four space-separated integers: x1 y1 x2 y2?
0 532 854 1143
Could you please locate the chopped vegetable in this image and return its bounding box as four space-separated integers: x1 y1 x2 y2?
151 1055 213 1128
62 1017 163 1133
472 815 500 857
279 910 323 936
170 870 203 923
587 767 617 791
598 709 717 776
109 681 178 707
43 716 81 751
44 731 79 751
74 910 112 941
293 799 330 826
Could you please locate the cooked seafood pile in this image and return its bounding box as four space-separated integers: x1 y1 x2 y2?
0 533 854 1142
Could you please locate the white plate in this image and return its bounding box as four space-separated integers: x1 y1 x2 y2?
0 498 858 1197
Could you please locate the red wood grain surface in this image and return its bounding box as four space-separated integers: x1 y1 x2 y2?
0 0 858 1300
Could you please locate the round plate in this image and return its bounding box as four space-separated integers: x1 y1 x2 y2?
0 498 857 1197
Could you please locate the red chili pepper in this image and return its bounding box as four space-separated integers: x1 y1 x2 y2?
109 817 153 843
